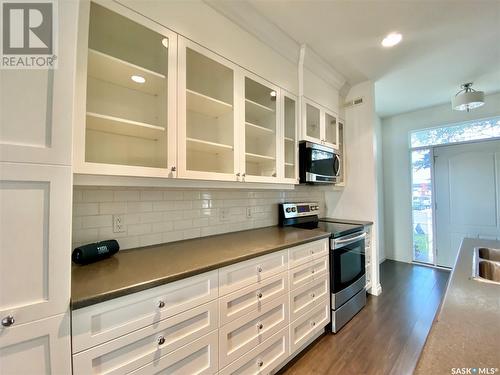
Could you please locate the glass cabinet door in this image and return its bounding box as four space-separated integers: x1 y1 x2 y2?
284 95 297 181
85 2 173 169
180 40 235 178
244 76 278 180
305 102 321 141
324 111 338 147
337 119 345 184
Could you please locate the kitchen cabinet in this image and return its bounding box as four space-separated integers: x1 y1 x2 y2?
177 37 240 181
283 91 299 183
73 0 178 178
337 118 346 185
301 97 339 150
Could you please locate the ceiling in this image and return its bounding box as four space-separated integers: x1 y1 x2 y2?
239 0 500 118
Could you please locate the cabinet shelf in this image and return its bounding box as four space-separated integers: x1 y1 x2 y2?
245 152 275 163
245 122 274 137
284 162 294 167
187 137 233 154
86 112 165 140
245 98 275 116
87 49 166 96
284 137 294 142
187 89 233 118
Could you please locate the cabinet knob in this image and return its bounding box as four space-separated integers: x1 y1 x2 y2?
157 336 166 345
311 321 316 327
1 315 14 327
311 293 315 298
170 166 176 172
311 269 315 274
272 172 277 177
158 300 165 309
257 360 264 368
256 291 263 299
256 265 263 273
257 322 264 330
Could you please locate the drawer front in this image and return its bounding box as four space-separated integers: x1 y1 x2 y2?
289 256 328 291
129 330 218 375
219 327 289 375
219 251 287 296
288 239 328 269
290 299 329 355
289 274 329 322
73 300 218 375
72 270 218 353
219 294 289 368
219 272 288 327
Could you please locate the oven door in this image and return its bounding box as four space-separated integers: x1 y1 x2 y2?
330 233 366 309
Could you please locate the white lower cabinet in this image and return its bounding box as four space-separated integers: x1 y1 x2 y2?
289 299 330 355
288 256 328 292
219 327 289 375
0 313 71 375
289 274 329 322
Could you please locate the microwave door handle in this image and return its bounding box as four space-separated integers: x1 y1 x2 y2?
334 154 341 177
334 232 366 247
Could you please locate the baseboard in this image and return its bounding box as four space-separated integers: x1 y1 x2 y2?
369 283 382 296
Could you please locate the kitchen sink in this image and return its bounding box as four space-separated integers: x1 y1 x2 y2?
478 247 500 262
472 247 500 284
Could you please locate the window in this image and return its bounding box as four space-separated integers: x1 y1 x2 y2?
411 117 500 148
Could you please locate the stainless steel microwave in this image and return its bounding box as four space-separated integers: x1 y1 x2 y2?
299 141 341 184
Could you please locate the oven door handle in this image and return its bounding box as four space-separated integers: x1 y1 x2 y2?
333 232 366 248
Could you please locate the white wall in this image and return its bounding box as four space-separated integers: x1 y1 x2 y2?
382 92 500 263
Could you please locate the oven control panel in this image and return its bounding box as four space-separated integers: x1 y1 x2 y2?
280 202 319 219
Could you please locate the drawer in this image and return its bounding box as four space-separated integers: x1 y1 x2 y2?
72 300 218 375
219 250 287 296
289 274 329 322
289 299 329 355
219 294 288 368
288 239 328 269
72 270 218 353
289 256 328 291
219 272 288 327
219 327 289 375
129 330 218 375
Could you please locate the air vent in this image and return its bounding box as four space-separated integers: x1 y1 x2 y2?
344 97 364 108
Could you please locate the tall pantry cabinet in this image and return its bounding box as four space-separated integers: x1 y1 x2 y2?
0 1 78 372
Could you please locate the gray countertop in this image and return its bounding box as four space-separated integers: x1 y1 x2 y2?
71 226 330 310
415 238 500 374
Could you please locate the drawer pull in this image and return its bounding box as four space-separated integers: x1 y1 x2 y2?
1 315 14 327
310 250 314 255
157 336 166 345
311 269 315 274
257 360 264 368
157 300 165 309
311 293 315 298
256 265 263 273
256 291 263 299
257 322 264 330
311 321 316 327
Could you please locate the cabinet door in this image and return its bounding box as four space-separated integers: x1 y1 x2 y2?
177 37 240 182
282 91 299 183
0 163 71 325
242 74 281 183
324 109 339 149
288 239 329 269
302 98 321 144
289 256 328 291
0 0 78 166
0 313 71 375
73 0 177 178
289 274 329 322
289 299 329 355
337 119 345 185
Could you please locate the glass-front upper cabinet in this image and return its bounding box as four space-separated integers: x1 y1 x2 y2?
177 37 238 181
337 118 345 185
243 75 280 182
75 1 177 177
301 97 339 150
283 92 298 182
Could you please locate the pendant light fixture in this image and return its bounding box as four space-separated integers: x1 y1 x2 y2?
451 82 485 112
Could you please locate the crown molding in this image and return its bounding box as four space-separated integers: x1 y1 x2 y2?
204 0 347 90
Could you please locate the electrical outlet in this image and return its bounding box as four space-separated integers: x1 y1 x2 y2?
220 208 230 221
113 215 125 233
246 207 252 218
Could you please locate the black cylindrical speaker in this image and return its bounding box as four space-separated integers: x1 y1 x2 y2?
72 240 119 265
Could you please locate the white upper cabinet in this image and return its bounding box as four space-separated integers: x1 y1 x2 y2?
73 0 177 177
177 37 240 181
301 97 339 150
242 74 281 183
282 91 299 183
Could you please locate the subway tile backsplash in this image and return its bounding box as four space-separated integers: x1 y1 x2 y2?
72 186 325 250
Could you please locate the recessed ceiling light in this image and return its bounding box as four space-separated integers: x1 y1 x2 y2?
131 75 146 84
381 32 402 48
161 38 169 48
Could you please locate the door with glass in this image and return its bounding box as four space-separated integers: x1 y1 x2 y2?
242 74 280 183
301 98 339 149
282 92 298 183
324 109 339 149
74 1 177 177
177 37 239 181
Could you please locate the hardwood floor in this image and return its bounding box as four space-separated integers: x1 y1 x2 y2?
280 260 450 375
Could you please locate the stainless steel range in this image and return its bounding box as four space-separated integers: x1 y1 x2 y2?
279 202 367 333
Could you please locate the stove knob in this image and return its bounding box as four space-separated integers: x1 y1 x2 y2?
291 207 297 212
286 207 291 213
